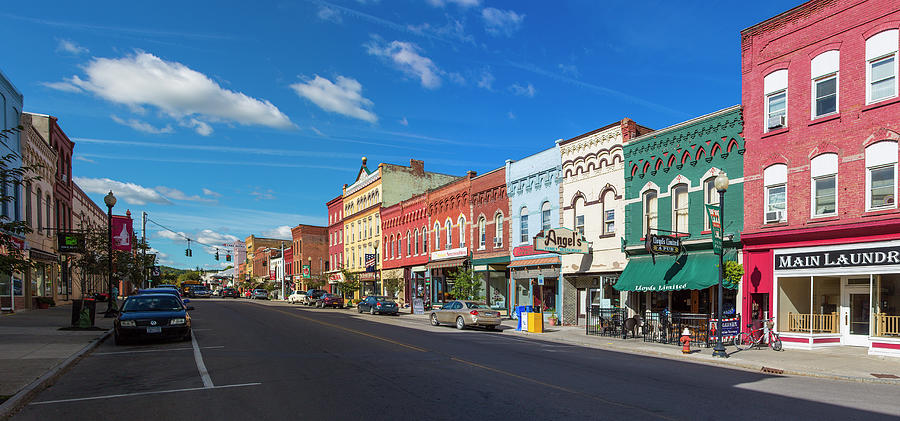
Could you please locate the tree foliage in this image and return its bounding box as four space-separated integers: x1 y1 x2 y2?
334 269 359 300
0 126 40 278
383 277 402 299
449 268 484 301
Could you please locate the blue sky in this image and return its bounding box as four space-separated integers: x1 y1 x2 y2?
0 0 800 269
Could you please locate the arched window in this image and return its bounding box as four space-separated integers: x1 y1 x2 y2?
764 164 787 223
574 197 585 236
396 233 401 257
811 50 839 118
866 29 898 104
414 229 419 254
434 223 441 250
45 194 52 236
704 177 717 230
642 190 657 235
519 207 529 243
601 190 615 235
866 141 898 210
445 219 453 248
671 184 688 234
540 201 552 232
494 212 503 247
478 217 486 249
24 182 31 228
35 187 42 231
458 216 466 248
811 153 838 217
423 226 428 253
406 230 411 256
389 235 394 259
764 69 788 131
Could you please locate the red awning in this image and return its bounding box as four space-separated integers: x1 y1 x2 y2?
508 257 560 268
426 258 467 270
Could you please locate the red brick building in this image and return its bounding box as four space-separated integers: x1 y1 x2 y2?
469 167 510 314
325 195 343 293
291 224 328 291
425 172 476 305
382 193 428 305
740 0 900 355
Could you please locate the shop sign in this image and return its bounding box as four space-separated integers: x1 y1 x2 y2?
328 272 344 283
645 234 681 255
709 317 741 339
412 298 425 315
632 283 688 292
359 272 377 281
533 227 588 255
57 232 85 253
512 245 543 257
430 247 468 261
775 245 900 270
706 204 722 255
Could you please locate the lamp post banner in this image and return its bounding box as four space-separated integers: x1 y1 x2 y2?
111 216 133 252
706 204 722 255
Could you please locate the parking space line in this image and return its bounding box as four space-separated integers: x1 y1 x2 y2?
29 383 262 405
191 329 214 388
94 346 224 356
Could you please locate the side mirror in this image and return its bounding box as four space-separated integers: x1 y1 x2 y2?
187 306 195 311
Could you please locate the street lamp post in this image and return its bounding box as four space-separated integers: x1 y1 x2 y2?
280 242 285 301
373 240 380 296
307 256 312 292
103 191 116 317
712 172 729 358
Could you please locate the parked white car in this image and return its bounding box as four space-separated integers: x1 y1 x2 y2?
288 290 307 304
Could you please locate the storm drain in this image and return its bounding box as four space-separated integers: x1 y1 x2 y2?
760 366 784 374
871 373 900 379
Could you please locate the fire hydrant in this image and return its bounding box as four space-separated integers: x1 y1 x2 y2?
680 328 692 354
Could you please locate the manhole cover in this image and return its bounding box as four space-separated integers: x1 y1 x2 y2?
761 366 784 374
871 373 900 379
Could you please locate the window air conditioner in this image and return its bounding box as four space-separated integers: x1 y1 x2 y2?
765 210 784 223
767 115 786 130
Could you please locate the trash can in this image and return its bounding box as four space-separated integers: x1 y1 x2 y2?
82 298 97 327
71 299 83 326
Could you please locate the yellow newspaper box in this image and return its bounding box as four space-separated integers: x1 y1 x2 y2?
525 312 544 333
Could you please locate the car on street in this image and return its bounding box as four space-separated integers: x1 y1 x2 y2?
222 287 239 298
190 286 212 298
250 289 269 300
315 293 344 308
137 288 191 307
288 290 308 304
114 293 192 345
304 289 328 306
430 300 502 330
357 296 399 315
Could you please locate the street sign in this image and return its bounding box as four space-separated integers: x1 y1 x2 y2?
537 274 545 285
57 232 85 253
151 266 161 277
706 204 722 255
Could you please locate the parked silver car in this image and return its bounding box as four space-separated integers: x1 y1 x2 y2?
430 301 501 330
250 289 269 300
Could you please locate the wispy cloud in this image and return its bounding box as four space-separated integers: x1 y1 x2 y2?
508 82 536 98
42 81 83 93
202 188 222 198
366 38 443 89
46 52 295 135
408 18 474 45
0 12 233 40
426 0 480 7
262 225 293 239
74 155 96 164
507 111 516 120
302 0 444 42
558 63 580 78
111 114 174 134
482 8 524 37
317 6 342 23
75 177 173 205
155 186 216 203
251 189 276 201
290 75 377 123
56 39 88 55
476 69 494 90
399 117 409 126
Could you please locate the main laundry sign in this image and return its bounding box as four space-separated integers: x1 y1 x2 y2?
534 228 588 254
775 246 900 270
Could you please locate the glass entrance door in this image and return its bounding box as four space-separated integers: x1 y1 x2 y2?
849 293 870 336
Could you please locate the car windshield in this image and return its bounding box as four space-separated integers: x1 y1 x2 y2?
465 302 487 309
123 296 184 312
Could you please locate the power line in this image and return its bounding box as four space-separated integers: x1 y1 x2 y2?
147 217 233 260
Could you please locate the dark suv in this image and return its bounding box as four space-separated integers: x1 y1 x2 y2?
222 288 239 298
304 289 328 306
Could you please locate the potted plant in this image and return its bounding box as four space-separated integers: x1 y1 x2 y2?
35 296 55 309
548 314 559 326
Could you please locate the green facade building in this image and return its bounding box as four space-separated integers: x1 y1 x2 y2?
616 105 744 316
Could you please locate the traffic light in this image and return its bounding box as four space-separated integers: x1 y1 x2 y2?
185 248 192 257
226 253 232 262
215 250 220 261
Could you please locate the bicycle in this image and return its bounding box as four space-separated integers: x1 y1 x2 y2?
734 318 783 351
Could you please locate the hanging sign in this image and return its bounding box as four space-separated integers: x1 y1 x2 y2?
706 204 722 255
533 227 588 254
57 232 85 253
645 234 681 255
302 264 311 278
111 216 134 252
537 273 545 285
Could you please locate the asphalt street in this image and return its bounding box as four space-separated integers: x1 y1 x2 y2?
11 298 900 421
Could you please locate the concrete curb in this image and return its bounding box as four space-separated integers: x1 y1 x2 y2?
0 329 112 420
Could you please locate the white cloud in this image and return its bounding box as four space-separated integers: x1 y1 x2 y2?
477 70 494 90
399 117 408 126
156 230 186 241
155 186 216 203
111 114 174 134
196 229 238 246
366 39 442 89
251 189 276 200
52 52 294 134
507 111 516 120
42 81 83 93
426 0 480 7
262 225 293 239
290 75 377 123
75 155 96 164
447 72 465 85
482 8 524 37
56 39 88 55
509 82 536 98
317 6 342 23
407 19 474 44
558 63 580 78
74 176 172 205
202 188 222 198
310 126 327 137
180 118 213 136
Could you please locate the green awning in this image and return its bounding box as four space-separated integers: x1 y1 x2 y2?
614 252 734 292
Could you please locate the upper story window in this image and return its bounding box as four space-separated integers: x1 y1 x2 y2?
406 230 411 256
423 226 428 253
574 197 585 236
396 233 401 257
434 223 441 250
642 190 658 235
810 153 838 217
811 50 839 118
541 201 552 232
388 235 393 259
866 140 898 211
764 69 788 131
519 207 529 244
478 217 486 249
704 177 718 230
601 190 615 235
414 228 420 254
866 29 898 104
375 214 380 235
671 184 689 234
764 164 788 223
494 212 503 246
458 216 466 248
445 219 453 249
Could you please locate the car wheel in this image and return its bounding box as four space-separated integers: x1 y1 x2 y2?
370 307 376 315
114 332 123 346
430 313 440 326
358 306 363 313
456 317 466 330
183 331 192 341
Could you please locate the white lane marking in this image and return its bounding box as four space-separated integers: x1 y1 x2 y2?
191 329 214 388
29 383 262 405
94 346 224 356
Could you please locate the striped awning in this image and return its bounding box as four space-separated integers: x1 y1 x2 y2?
426 258 467 270
508 257 560 268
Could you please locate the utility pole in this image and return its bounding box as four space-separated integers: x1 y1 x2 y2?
141 211 147 288
280 242 285 301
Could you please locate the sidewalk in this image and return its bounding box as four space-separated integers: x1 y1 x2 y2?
0 303 113 413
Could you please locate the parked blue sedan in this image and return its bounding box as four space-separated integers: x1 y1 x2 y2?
357 296 399 315
115 294 192 345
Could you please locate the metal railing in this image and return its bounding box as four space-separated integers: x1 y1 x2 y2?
875 313 900 337
787 312 839 333
586 307 628 338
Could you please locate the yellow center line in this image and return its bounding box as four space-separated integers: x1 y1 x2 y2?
273 308 428 352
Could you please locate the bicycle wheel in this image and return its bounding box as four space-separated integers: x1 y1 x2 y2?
734 332 751 350
771 333 783 351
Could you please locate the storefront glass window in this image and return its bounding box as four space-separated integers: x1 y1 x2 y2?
874 274 900 337
779 277 811 332
812 276 840 333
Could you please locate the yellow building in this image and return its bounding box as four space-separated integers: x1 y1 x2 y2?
244 235 290 284
342 157 459 298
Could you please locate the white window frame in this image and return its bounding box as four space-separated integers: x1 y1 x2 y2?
764 164 788 224
445 219 452 249
865 141 898 211
458 216 466 248
866 30 899 105
812 74 838 118
810 154 838 218
406 230 411 257
541 201 551 232
764 69 788 132
434 223 441 250
423 226 428 253
811 50 840 119
519 207 529 244
642 190 657 235
414 229 419 255
494 213 503 247
478 217 486 249
704 177 717 230
671 184 689 234
574 198 585 236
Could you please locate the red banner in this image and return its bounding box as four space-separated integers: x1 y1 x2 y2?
111 216 133 251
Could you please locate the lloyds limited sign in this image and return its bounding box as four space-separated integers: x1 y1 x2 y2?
775 245 900 270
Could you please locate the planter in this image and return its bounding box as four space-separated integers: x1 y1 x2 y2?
37 302 49 309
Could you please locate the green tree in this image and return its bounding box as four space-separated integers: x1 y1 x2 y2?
334 269 360 302
0 126 41 289
383 278 402 299
449 268 484 301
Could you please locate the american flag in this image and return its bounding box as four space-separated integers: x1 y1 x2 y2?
365 254 376 272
